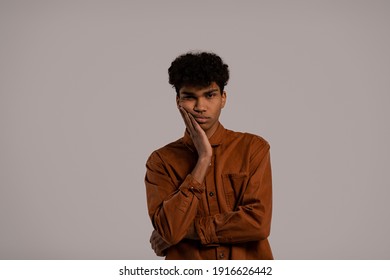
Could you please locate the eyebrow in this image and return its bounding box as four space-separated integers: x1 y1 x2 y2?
181 88 219 95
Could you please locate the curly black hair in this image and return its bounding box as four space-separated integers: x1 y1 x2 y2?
168 52 229 95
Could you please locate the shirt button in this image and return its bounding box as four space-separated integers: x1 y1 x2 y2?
219 252 225 259
209 192 214 197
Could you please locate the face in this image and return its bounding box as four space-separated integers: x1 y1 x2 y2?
176 82 226 138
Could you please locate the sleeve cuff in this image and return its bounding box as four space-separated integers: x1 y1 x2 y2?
195 216 219 245
179 174 205 199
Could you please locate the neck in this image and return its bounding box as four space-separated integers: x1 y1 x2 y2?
205 122 220 139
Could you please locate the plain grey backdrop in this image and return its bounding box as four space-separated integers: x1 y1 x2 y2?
1 0 389 259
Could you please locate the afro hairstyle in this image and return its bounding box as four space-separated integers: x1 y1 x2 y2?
168 51 229 95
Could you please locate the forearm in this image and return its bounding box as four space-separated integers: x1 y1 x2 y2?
191 156 211 187
195 203 272 245
147 106 212 245
147 173 204 245
180 157 210 240
196 147 272 245
151 161 209 243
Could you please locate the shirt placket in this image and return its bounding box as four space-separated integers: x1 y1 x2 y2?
206 147 229 260
205 152 219 215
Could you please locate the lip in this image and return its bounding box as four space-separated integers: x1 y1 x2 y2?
193 116 209 124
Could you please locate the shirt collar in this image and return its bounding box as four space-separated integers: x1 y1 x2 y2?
182 122 226 148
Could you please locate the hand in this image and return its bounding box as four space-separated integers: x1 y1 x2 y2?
178 106 212 160
150 230 171 257
178 106 212 183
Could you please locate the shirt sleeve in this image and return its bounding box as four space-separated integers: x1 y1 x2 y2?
195 140 273 245
145 151 205 245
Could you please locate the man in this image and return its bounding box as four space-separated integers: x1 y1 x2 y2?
145 52 273 259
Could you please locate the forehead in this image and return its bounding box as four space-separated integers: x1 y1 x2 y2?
179 82 220 94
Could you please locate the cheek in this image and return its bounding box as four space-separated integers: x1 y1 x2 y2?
178 100 193 110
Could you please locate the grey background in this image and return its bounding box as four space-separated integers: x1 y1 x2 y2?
1 0 389 259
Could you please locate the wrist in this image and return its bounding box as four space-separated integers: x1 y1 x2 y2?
191 157 211 183
198 155 212 164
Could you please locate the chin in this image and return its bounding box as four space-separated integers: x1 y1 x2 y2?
199 123 210 130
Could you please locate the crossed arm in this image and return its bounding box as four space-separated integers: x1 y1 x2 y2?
146 107 272 256
147 106 212 256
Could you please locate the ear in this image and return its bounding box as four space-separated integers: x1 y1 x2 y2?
176 95 180 107
221 91 227 108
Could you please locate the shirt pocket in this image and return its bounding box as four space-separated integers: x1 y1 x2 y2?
222 173 248 210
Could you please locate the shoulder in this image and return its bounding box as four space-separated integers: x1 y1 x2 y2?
225 128 270 150
146 138 185 165
245 132 270 151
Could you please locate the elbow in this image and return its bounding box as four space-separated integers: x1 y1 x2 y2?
246 208 271 240
153 221 185 246
251 214 271 240
258 225 271 240
257 213 272 239
152 211 188 246
256 212 271 240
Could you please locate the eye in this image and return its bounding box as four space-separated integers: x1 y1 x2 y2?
181 95 194 100
206 93 216 98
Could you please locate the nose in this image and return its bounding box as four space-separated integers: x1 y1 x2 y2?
194 97 206 113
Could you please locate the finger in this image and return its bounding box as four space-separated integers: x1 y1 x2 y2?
179 106 193 129
185 111 197 133
156 248 164 257
150 235 160 255
150 230 161 251
156 241 168 257
179 106 196 133
151 233 169 257
150 230 157 243
187 112 203 133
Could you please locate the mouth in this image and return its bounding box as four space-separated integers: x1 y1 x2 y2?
193 116 209 124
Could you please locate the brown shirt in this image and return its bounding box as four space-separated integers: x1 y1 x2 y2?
145 123 273 259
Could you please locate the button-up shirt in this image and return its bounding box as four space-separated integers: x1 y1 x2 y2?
145 123 273 259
